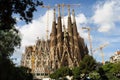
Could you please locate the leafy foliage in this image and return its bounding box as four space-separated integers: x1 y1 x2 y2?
102 62 114 72
72 67 81 79
50 67 72 79
49 55 101 80
0 0 43 30
0 58 33 80
89 71 100 80
79 55 96 74
0 29 21 57
98 67 108 80
50 55 120 80
111 62 120 74
0 0 43 80
102 62 120 79
50 55 97 80
72 55 96 80
0 0 43 57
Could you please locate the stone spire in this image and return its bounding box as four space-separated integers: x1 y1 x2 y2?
50 21 57 47
58 4 61 17
57 4 63 65
67 7 74 57
72 9 81 63
68 6 70 17
57 5 62 33
72 9 76 23
50 8 57 69
85 45 89 55
53 8 56 22
72 9 78 36
51 9 57 36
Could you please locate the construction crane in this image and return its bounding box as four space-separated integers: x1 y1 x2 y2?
93 43 109 65
82 27 93 56
55 4 80 16
56 4 80 31
40 5 51 40
40 4 80 39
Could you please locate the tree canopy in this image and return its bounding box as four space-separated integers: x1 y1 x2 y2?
0 0 43 57
50 55 97 80
49 55 120 80
0 29 21 57
50 67 72 79
79 55 96 74
102 62 120 79
0 0 43 80
0 0 43 30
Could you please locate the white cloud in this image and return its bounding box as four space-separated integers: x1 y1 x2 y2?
98 23 114 32
92 0 120 32
76 13 87 24
19 10 54 47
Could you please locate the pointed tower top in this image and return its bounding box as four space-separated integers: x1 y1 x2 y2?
68 5 70 17
53 8 56 22
58 4 61 17
72 9 76 23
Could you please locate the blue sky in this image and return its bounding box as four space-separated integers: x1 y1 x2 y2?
13 0 120 65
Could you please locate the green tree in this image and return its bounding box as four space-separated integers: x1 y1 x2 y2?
112 61 120 78
102 62 114 73
72 55 96 79
0 0 43 80
14 66 33 80
0 57 33 80
0 0 43 57
102 62 120 80
89 71 100 80
79 55 96 78
0 0 43 30
72 67 81 79
50 67 72 79
0 29 21 57
98 67 108 80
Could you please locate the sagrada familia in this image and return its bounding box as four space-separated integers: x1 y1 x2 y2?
21 7 88 79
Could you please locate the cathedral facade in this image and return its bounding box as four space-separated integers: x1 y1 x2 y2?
21 8 88 79
49 9 88 70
